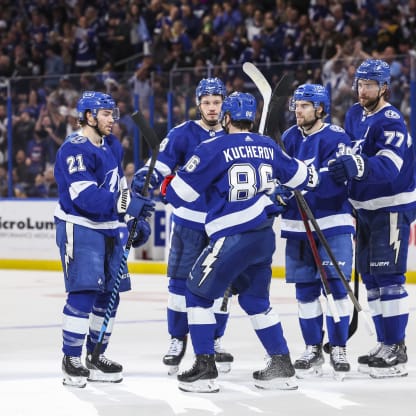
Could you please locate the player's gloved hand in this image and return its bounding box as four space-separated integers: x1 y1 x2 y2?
328 154 368 184
305 164 320 190
159 174 175 203
127 218 151 247
126 194 155 219
270 184 292 214
131 167 159 196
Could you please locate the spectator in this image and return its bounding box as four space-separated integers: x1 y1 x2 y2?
0 165 7 196
25 129 48 183
43 45 65 91
44 165 58 198
13 149 31 189
34 112 64 165
73 15 98 73
128 57 154 110
65 108 81 136
0 103 7 168
12 108 36 154
127 2 151 55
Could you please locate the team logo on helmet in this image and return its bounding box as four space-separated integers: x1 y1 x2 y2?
220 92 257 123
289 84 330 114
195 78 226 105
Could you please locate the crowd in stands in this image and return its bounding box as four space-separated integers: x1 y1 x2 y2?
0 0 415 198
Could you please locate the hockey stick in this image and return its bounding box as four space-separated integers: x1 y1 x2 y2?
323 213 360 352
219 63 274 312
243 62 340 322
91 111 161 362
258 67 373 335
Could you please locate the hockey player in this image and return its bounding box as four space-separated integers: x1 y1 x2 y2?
329 59 416 378
162 91 319 393
54 91 155 388
279 84 354 380
131 78 234 375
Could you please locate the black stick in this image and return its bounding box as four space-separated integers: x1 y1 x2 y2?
91 111 161 362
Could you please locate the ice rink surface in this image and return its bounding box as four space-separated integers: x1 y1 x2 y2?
1 269 416 416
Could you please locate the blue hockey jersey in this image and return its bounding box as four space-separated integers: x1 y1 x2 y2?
54 133 125 237
345 103 416 212
165 132 312 240
150 120 223 230
280 123 354 239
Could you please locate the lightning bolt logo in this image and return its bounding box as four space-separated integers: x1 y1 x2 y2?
198 237 225 287
64 223 74 276
390 212 400 264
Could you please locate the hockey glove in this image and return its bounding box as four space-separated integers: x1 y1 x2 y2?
328 154 368 184
270 184 292 214
305 164 320 191
131 167 159 196
127 218 152 248
126 194 155 219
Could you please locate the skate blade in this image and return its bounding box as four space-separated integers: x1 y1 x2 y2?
254 376 298 390
332 370 348 381
62 374 87 388
87 369 123 383
178 379 219 393
217 362 232 374
357 364 371 374
369 364 408 379
295 365 323 379
166 364 179 376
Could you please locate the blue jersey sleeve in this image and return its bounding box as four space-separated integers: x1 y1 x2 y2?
55 137 118 218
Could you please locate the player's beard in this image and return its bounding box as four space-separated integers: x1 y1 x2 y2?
297 115 317 132
201 112 219 127
359 95 380 113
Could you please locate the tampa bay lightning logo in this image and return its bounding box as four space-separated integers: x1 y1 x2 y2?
330 125 345 133
69 135 87 144
384 110 400 119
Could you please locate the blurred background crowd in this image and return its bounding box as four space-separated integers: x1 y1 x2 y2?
0 0 415 198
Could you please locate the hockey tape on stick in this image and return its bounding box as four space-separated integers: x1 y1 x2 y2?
91 111 161 362
242 62 272 134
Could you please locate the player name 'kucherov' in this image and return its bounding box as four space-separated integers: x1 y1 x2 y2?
223 144 274 162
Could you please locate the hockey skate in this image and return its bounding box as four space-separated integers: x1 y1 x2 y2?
253 354 298 390
329 346 350 381
357 342 384 373
62 355 90 388
177 354 219 393
369 341 408 379
163 336 187 375
214 337 234 373
293 344 324 378
86 353 123 383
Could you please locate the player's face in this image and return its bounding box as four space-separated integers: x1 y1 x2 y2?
294 100 318 128
356 79 382 110
199 95 223 127
97 109 115 135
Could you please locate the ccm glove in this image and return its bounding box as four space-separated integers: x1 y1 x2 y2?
126 194 155 219
328 154 368 184
131 167 159 196
127 218 151 248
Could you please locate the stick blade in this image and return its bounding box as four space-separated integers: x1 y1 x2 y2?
242 62 272 97
263 72 295 139
131 111 161 149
